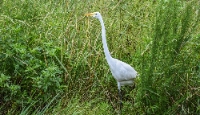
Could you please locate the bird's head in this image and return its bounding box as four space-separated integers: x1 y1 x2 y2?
85 12 101 19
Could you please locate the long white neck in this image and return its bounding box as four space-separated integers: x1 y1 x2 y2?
98 16 112 60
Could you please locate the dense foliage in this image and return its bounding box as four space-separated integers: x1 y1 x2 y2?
0 0 199 114
0 1 66 114
135 1 200 114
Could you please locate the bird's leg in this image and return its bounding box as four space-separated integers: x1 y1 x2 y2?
117 82 122 114
118 89 122 112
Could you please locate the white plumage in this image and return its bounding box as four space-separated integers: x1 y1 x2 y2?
85 12 137 111
108 58 137 88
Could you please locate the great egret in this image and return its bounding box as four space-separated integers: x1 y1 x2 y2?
85 12 137 111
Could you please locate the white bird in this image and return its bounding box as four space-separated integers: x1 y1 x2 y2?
85 12 137 111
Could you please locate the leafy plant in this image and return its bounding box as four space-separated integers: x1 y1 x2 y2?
135 0 200 114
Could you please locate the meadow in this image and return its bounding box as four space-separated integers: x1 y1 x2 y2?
0 0 200 114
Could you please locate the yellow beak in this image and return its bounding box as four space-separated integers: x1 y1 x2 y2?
85 12 95 17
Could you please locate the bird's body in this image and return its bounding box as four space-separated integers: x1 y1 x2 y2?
108 57 137 88
85 12 137 112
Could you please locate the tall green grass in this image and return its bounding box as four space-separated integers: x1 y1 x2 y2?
0 0 199 114
135 0 200 114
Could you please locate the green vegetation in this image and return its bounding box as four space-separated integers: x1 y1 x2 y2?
0 0 199 114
